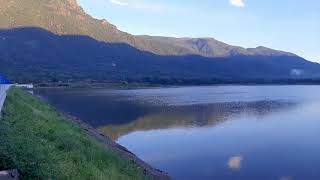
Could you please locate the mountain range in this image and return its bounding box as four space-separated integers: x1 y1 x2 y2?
0 0 319 84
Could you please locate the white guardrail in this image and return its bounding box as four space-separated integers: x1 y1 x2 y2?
0 84 11 114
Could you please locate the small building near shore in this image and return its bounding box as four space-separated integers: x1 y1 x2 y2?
15 84 34 89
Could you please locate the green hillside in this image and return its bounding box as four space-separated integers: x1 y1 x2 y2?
1 0 319 84
0 0 297 58
0 0 134 42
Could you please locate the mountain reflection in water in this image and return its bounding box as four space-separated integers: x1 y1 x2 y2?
98 100 297 140
35 86 320 180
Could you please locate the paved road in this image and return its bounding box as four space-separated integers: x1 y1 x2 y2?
0 169 19 180
0 84 11 114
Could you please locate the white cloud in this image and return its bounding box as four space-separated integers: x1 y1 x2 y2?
108 0 168 12
230 0 245 7
109 0 128 6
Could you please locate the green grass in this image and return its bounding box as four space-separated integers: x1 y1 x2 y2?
0 87 147 180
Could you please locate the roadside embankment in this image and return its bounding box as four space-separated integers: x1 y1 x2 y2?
0 87 169 180
0 85 11 113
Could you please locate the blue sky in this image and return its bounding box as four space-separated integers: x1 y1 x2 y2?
78 0 319 62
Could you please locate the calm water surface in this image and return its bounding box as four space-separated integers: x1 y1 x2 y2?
36 86 320 180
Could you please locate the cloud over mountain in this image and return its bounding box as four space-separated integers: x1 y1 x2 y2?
108 0 167 12
109 0 128 6
230 0 245 7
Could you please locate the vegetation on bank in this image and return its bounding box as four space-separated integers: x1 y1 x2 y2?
33 78 320 89
0 87 147 180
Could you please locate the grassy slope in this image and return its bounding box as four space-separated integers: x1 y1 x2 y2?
0 87 147 180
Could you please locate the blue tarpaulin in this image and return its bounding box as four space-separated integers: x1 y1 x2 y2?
0 74 11 84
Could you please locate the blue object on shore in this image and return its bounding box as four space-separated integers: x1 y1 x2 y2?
0 74 12 84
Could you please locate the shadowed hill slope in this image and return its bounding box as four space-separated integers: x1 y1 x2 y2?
0 27 319 83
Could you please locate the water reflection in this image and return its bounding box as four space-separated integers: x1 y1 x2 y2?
35 86 320 180
116 101 320 180
98 100 297 140
228 155 243 170
280 177 293 180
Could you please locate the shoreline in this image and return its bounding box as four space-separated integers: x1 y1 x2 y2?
33 83 320 91
58 111 170 180
2 87 162 179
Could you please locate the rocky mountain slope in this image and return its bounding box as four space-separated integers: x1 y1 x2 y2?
0 0 297 58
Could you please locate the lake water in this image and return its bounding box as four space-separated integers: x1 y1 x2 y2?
35 86 320 180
